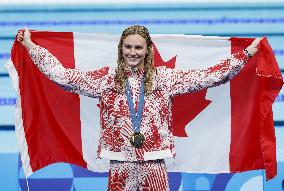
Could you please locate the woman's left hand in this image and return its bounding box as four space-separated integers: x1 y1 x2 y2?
245 37 264 57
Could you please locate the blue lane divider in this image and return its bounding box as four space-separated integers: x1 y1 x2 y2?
1 18 284 27
0 74 9 77
0 97 16 106
0 53 11 59
276 94 284 102
0 125 15 130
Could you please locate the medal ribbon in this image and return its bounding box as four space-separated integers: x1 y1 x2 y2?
125 75 145 133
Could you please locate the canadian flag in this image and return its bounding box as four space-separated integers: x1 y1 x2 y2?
5 31 283 180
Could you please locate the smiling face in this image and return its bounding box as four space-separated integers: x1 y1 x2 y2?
115 25 154 94
122 34 147 69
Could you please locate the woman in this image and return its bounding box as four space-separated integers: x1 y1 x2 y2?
17 25 262 191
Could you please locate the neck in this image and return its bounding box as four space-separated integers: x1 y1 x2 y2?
127 62 144 70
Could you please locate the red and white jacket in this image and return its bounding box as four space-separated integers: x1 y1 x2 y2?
29 45 249 162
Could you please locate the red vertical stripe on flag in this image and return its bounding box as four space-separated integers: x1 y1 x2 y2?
230 37 282 179
12 31 87 172
230 38 265 173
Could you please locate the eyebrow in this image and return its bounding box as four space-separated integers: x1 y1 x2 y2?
123 43 144 46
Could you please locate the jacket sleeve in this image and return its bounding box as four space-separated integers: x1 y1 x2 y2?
29 45 114 98
164 50 249 97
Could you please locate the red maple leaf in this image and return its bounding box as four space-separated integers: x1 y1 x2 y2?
153 43 177 68
153 43 211 137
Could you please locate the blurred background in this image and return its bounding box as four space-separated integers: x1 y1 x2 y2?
0 0 283 190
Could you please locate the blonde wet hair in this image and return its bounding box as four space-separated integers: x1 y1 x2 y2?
115 25 155 95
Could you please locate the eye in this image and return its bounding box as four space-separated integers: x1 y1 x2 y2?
124 45 131 49
135 46 143 50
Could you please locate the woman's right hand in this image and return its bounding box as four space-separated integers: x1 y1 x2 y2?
17 27 36 51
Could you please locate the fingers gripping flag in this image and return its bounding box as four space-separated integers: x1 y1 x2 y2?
5 31 283 180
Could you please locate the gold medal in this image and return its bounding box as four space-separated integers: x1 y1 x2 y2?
129 132 145 148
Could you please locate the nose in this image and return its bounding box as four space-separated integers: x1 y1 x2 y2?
130 48 136 56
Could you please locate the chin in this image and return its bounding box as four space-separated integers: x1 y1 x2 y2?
129 64 139 67
127 62 141 68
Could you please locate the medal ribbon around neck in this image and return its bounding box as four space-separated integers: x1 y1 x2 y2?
125 75 145 133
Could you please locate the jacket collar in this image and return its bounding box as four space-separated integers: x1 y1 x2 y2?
124 66 145 78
